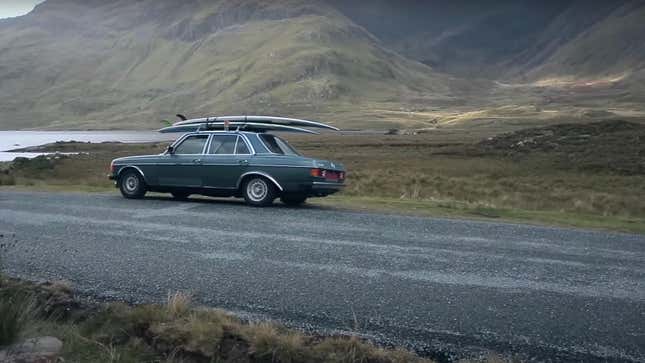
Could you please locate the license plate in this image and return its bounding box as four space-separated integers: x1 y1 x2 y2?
325 171 340 181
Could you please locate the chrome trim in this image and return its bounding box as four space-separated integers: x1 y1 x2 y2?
117 165 147 184
312 181 345 188
117 162 334 169
124 162 311 168
175 131 255 155
240 133 256 155
237 171 284 191
186 132 255 156
247 164 312 168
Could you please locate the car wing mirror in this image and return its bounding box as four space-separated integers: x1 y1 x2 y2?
166 145 175 154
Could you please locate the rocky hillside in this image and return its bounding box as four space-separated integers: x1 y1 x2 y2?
0 0 644 130
0 0 454 129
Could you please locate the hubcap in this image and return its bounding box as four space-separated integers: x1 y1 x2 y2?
247 179 268 202
124 175 139 193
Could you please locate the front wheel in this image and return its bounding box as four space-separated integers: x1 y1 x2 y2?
119 170 146 199
242 177 276 207
280 195 307 206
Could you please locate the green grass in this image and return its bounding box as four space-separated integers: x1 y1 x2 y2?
3 121 644 234
313 196 645 234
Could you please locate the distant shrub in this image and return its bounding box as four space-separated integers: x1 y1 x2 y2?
12 156 56 172
0 174 15 186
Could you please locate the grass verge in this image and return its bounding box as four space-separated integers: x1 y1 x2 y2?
0 278 435 363
312 196 645 234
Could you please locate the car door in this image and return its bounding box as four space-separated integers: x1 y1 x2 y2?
157 134 209 187
202 134 252 189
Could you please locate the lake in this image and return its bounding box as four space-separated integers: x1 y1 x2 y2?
0 131 178 161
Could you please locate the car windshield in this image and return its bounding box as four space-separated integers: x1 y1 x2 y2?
259 134 301 156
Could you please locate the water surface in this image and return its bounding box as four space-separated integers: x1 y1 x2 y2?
0 131 177 161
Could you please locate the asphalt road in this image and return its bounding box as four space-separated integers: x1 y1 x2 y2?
1 191 644 362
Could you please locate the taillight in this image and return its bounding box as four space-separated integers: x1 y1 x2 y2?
310 168 323 177
110 162 116 173
339 172 345 180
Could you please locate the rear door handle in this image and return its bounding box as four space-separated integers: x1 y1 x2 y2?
239 159 249 165
192 158 203 164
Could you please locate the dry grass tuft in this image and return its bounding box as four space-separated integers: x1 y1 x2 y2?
166 291 192 318
245 322 310 363
150 311 229 357
0 291 39 347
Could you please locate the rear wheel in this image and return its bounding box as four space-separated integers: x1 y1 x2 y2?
119 170 146 199
280 195 307 206
242 177 276 207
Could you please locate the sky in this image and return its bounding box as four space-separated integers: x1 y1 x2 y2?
0 0 45 19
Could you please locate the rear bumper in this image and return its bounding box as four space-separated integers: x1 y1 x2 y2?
308 181 345 196
312 181 345 189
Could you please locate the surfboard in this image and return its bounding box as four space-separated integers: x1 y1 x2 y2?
158 121 320 134
170 115 339 131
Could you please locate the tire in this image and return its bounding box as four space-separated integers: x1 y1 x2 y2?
242 177 277 207
171 192 191 200
280 195 307 206
119 169 146 199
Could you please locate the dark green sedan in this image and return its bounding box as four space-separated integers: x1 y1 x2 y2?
108 117 346 207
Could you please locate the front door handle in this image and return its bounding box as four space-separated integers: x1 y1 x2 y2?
192 158 203 164
239 159 249 165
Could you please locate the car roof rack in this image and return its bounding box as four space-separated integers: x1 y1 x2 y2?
158 115 339 134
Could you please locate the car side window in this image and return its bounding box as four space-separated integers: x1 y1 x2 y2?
208 135 237 155
174 135 208 154
259 134 284 154
235 137 251 155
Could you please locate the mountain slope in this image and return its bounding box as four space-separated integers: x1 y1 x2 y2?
519 1 645 81
1 0 644 130
0 0 454 130
328 0 577 77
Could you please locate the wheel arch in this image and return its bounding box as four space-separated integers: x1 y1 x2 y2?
237 172 283 192
117 165 148 185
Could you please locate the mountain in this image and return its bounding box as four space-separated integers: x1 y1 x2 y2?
510 1 644 77
327 0 573 77
0 0 644 130
0 0 454 129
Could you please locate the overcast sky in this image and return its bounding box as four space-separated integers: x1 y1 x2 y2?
0 0 45 19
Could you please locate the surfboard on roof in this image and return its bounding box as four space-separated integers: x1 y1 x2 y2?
158 115 339 134
159 121 321 134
